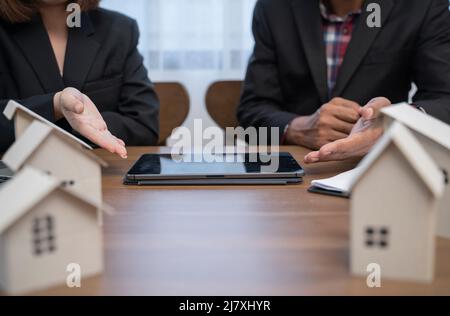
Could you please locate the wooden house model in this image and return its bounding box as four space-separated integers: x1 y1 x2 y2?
2 101 107 205
381 104 450 238
349 122 444 283
0 167 112 294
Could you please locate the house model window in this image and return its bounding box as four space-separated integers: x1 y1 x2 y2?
0 164 111 294
365 227 390 249
61 180 75 188
442 169 449 185
32 215 56 256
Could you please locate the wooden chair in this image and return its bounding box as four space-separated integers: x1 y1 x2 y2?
154 82 190 145
205 81 243 130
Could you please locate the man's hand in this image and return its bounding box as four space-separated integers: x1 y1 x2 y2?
303 97 392 163
54 87 128 159
285 98 361 149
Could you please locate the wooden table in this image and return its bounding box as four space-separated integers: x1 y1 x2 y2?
35 146 450 296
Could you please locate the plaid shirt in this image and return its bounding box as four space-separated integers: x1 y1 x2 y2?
320 2 361 96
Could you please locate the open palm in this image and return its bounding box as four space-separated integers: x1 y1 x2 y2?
58 88 127 158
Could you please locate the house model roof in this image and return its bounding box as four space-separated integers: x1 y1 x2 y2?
3 102 107 170
381 103 450 150
0 167 114 234
350 122 444 198
4 100 93 150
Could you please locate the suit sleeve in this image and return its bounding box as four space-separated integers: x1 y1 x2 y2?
100 20 160 146
237 0 298 141
412 0 450 124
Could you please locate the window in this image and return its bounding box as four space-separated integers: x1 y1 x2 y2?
101 0 258 134
102 0 256 73
365 226 389 249
32 215 56 256
442 169 449 185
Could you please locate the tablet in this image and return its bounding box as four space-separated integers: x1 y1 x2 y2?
124 152 304 185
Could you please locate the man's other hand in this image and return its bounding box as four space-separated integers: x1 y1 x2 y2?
285 97 361 149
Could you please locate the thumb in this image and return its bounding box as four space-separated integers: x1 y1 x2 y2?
316 138 353 162
62 90 85 114
362 97 391 120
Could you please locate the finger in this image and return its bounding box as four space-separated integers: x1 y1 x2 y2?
327 130 349 142
333 106 361 123
63 95 84 114
105 132 127 159
114 136 126 147
304 150 320 164
330 97 362 112
317 138 356 162
304 136 353 164
78 125 119 155
96 135 118 155
82 97 108 131
315 131 377 163
329 118 355 135
361 107 374 120
72 115 127 158
107 132 127 159
304 136 363 164
115 143 128 159
362 97 391 119
61 89 85 114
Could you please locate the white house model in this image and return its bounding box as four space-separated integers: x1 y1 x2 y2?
381 104 450 238
2 100 107 205
349 122 444 283
0 167 113 294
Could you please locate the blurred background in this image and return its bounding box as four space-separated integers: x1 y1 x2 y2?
101 0 449 143
102 0 257 141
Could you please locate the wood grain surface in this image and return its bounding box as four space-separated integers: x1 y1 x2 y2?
24 147 450 295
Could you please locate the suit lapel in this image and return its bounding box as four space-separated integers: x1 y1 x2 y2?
11 15 65 92
291 0 328 104
63 12 100 90
332 0 394 97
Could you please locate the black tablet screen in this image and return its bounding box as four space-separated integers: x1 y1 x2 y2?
127 153 303 176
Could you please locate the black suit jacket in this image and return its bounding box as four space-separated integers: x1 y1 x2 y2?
0 8 159 152
238 0 450 141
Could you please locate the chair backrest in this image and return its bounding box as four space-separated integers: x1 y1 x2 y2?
205 81 243 130
154 82 190 145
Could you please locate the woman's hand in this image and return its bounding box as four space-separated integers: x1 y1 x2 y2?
54 87 127 159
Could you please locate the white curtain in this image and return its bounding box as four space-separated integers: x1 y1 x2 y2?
101 0 257 136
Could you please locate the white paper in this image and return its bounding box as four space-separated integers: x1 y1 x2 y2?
310 167 363 195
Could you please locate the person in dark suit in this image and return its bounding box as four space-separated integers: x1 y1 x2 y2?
0 0 160 157
238 0 450 163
